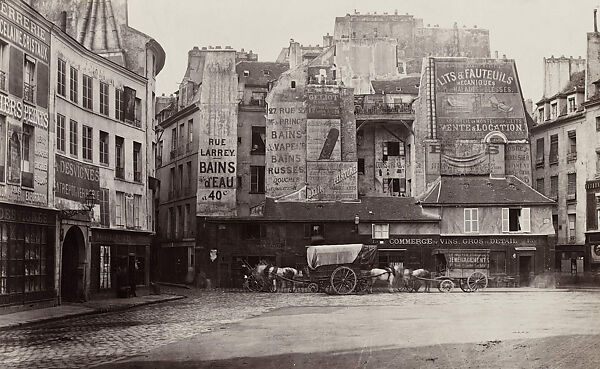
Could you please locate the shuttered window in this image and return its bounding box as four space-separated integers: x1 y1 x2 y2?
567 173 576 196
549 134 558 164
550 175 558 199
502 208 530 233
464 208 478 233
535 138 544 167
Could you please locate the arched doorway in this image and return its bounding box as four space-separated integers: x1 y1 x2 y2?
61 226 85 301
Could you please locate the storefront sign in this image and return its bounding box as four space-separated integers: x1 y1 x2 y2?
92 230 151 245
55 154 100 202
0 0 49 62
383 235 543 248
306 119 341 161
0 202 53 224
266 102 307 197
306 161 357 201
434 59 527 140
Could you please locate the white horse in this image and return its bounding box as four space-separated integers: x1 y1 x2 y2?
411 268 432 292
366 265 401 293
253 264 299 292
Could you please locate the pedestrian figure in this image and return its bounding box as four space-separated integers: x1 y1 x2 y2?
128 255 138 297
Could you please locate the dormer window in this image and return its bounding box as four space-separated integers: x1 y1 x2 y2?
263 70 270 76
538 107 544 123
567 95 576 113
551 102 558 119
243 70 249 77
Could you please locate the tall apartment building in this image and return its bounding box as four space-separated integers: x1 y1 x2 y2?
155 47 288 284
0 0 55 309
30 0 165 302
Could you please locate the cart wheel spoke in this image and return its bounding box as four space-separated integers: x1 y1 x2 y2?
330 266 357 295
467 272 488 292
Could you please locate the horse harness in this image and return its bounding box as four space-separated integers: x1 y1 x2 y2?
263 264 278 278
383 267 395 281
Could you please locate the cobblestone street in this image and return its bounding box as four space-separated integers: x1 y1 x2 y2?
1 288 599 368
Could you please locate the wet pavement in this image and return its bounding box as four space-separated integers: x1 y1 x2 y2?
0 288 597 368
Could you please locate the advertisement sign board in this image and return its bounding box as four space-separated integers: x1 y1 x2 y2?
434 59 528 140
306 161 357 201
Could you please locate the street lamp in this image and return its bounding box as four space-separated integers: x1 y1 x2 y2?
354 214 360 233
59 191 96 220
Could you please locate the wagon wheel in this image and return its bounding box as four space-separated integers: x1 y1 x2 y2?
467 272 488 292
307 283 319 293
246 277 263 292
459 279 473 293
330 266 357 295
438 279 455 293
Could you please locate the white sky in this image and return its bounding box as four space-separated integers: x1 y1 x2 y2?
128 0 600 101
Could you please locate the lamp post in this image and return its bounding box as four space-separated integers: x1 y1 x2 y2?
354 214 360 233
59 191 97 220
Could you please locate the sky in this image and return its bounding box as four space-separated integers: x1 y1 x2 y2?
128 0 600 101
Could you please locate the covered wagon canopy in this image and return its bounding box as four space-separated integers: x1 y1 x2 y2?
307 244 377 270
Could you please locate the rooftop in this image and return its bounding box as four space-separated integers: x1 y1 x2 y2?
236 61 289 87
371 76 421 95
422 175 554 206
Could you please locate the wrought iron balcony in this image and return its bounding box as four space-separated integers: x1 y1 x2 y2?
23 82 35 103
355 101 413 115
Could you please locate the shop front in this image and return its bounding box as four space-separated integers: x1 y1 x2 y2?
90 229 151 297
379 235 551 286
0 203 57 307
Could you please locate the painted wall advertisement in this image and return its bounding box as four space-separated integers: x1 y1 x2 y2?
434 59 528 140
266 101 307 197
306 86 340 119
306 119 341 161
306 161 358 201
55 154 100 202
505 143 532 185
0 1 50 208
196 52 238 216
197 106 238 216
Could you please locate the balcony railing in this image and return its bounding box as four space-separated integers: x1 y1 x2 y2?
0 71 6 91
115 167 124 179
134 171 142 182
240 98 266 110
23 82 35 103
354 101 413 115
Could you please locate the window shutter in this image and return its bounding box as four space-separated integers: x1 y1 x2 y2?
502 208 509 232
521 208 531 232
126 194 134 228
587 192 598 230
9 46 23 97
124 86 136 121
473 209 478 232
36 62 49 108
464 209 471 233
371 223 376 238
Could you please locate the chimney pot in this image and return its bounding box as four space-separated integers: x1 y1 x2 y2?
502 54 506 59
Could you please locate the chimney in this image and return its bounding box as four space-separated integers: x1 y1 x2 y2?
495 50 498 59
595 9 598 33
289 39 302 69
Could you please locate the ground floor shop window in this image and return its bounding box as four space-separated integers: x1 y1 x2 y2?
99 245 111 289
0 223 53 299
489 251 506 275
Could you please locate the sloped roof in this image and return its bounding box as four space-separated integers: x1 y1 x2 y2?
236 61 288 86
371 76 421 94
422 175 554 206
561 70 585 93
263 196 439 222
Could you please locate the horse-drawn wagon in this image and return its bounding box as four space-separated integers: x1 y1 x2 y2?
432 249 490 292
305 244 378 294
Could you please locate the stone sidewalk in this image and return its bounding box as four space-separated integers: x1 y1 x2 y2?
0 294 185 330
